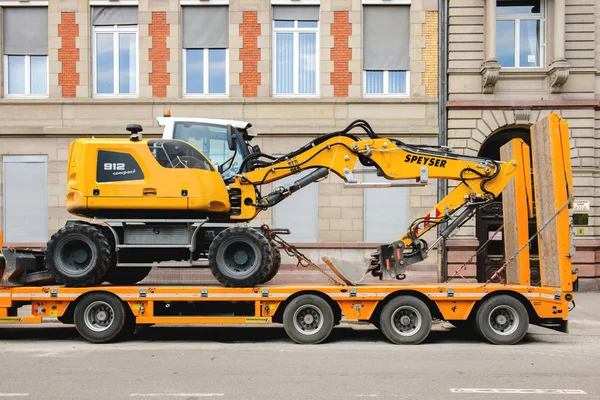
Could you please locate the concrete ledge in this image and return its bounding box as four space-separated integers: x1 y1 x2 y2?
576 278 600 292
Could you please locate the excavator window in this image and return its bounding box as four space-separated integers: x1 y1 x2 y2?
147 140 214 171
172 121 248 179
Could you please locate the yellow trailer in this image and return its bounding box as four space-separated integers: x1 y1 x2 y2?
0 115 576 345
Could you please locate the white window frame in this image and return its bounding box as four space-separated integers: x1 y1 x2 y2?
496 0 545 69
3 55 49 98
92 24 139 97
362 70 410 97
182 48 229 97
272 20 320 98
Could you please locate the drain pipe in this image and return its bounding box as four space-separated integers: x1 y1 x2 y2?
437 0 449 281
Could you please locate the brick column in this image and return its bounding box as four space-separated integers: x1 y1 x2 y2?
423 11 438 98
58 12 79 98
149 12 170 98
330 11 352 98
239 11 260 98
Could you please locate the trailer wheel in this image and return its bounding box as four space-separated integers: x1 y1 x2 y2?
45 223 113 287
262 245 282 284
379 296 432 345
105 267 152 285
475 295 529 345
74 292 132 343
208 226 272 287
283 295 334 344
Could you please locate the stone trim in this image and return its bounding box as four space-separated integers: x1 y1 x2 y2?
447 100 600 110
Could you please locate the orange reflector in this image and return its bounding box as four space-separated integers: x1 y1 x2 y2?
163 109 171 117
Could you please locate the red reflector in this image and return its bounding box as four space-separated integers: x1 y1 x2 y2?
386 259 390 270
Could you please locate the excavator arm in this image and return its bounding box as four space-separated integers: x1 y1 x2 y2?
227 121 531 283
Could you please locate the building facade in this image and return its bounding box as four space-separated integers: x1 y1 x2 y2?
446 0 600 289
0 0 441 282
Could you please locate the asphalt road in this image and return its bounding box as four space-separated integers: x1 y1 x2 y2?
0 293 598 400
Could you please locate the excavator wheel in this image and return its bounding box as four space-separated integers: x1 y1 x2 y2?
262 245 282 284
208 226 273 287
105 267 152 285
45 223 113 287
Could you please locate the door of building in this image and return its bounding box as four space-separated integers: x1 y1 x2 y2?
2 155 48 246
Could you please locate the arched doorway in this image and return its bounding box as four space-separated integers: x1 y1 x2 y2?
475 126 540 285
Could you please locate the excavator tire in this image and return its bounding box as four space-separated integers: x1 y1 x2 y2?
45 223 112 287
262 245 282 284
105 267 152 285
208 226 273 287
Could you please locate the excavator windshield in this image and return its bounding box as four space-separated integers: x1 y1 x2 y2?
172 121 245 179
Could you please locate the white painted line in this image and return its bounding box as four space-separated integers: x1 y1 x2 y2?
0 394 29 397
450 388 587 395
130 394 224 398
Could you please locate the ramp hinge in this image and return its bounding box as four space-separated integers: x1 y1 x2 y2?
201 288 208 298
139 289 147 298
50 288 58 298
554 291 561 301
350 288 357 297
447 288 454 298
262 289 269 298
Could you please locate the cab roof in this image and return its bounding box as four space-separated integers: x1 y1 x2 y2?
156 116 255 135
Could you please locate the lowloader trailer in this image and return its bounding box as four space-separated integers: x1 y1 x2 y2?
0 115 577 345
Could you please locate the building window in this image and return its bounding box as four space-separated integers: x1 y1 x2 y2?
92 6 138 96
182 6 229 96
2 7 48 97
496 0 543 68
272 6 320 96
362 5 410 96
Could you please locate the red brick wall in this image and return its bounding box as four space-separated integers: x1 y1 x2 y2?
330 12 352 98
58 12 79 98
149 12 170 98
239 12 261 97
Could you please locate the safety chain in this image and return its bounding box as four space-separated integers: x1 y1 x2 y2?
261 225 345 286
446 222 504 283
484 195 574 287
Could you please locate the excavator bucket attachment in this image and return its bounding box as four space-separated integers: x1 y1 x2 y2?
322 256 370 285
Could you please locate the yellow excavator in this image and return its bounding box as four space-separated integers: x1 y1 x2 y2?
45 119 530 287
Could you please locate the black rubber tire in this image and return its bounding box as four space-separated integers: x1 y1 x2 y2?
379 296 432 345
262 245 282 284
45 223 113 287
283 294 334 344
475 295 529 345
105 267 152 285
74 292 130 343
208 226 273 287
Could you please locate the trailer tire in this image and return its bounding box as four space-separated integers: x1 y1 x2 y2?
283 294 334 344
475 295 529 345
209 226 272 287
105 267 152 285
379 296 432 345
262 245 282 284
74 292 130 343
45 223 113 287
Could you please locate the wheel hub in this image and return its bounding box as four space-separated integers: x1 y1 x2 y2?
488 305 519 336
496 314 508 325
96 310 109 322
303 314 315 325
73 249 89 264
400 315 411 326
391 306 422 337
233 251 249 265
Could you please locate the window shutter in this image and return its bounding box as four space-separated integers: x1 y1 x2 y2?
2 7 48 55
272 6 319 21
91 6 138 26
363 5 410 70
182 6 229 49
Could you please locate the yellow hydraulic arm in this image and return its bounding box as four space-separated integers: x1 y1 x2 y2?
227 121 530 281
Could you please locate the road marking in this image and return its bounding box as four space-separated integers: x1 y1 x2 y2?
0 394 29 397
130 394 224 398
450 388 587 395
